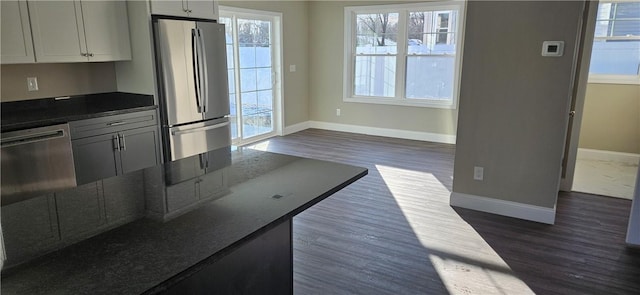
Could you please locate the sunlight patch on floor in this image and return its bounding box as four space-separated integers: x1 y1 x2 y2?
573 157 637 199
244 140 271 151
376 164 535 294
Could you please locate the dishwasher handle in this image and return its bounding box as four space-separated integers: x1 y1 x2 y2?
1 129 65 147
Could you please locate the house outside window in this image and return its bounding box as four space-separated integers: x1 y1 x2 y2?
589 0 640 84
343 1 466 109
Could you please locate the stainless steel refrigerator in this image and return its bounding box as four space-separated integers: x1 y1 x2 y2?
153 17 230 162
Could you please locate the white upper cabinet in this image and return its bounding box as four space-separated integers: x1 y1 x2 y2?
1 0 35 64
150 0 218 20
28 1 131 63
81 1 132 62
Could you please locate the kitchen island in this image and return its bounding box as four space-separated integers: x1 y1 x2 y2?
1 147 367 294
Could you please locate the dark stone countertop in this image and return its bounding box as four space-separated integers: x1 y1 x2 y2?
1 92 156 132
0 148 368 294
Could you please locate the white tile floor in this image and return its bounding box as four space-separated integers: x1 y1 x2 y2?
572 157 638 200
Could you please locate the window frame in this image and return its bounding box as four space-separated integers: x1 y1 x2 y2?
588 0 640 85
343 1 466 109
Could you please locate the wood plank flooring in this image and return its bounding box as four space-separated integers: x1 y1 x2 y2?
248 129 640 295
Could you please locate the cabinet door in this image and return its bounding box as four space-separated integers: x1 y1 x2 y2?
28 1 88 62
198 169 225 200
72 133 119 185
1 194 60 266
185 0 216 20
149 0 188 17
149 0 216 20
81 0 131 61
103 171 145 225
166 178 198 212
55 182 106 239
118 126 161 175
1 0 35 64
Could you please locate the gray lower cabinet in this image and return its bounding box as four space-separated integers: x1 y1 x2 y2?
145 168 228 221
72 133 120 184
70 110 161 185
165 169 227 214
1 194 60 266
1 171 146 268
56 181 106 238
103 173 145 225
166 178 199 212
119 126 161 174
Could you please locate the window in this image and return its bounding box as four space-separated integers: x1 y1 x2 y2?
344 2 466 108
589 1 640 84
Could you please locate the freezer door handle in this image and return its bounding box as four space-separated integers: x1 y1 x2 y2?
192 28 203 113
198 28 209 113
171 121 230 136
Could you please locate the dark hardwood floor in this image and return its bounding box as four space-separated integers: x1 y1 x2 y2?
248 129 640 295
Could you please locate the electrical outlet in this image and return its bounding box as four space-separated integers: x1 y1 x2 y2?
27 77 39 91
336 108 341 116
474 166 484 181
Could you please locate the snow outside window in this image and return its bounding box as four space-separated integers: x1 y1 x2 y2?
344 1 466 109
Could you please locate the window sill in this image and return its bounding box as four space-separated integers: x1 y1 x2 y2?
588 75 640 85
344 96 457 109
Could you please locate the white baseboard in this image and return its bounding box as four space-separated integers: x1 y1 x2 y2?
283 121 311 135
627 194 640 246
301 121 456 144
577 148 640 165
450 192 556 224
627 165 640 246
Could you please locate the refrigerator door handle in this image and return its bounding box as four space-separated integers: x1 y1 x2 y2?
191 28 203 113
198 28 209 113
171 121 230 136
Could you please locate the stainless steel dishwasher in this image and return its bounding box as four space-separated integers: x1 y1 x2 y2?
1 123 77 206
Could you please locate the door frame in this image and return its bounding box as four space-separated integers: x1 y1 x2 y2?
560 0 598 192
219 6 284 146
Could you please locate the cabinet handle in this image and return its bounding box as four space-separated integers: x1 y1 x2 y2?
119 134 126 151
107 121 127 126
81 53 88 57
112 135 120 151
88 53 94 57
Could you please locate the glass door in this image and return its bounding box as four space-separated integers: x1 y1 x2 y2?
220 11 280 145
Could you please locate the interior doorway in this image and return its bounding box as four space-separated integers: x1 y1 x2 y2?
562 0 639 199
219 7 283 146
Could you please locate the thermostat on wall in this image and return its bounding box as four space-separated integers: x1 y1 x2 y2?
541 41 564 57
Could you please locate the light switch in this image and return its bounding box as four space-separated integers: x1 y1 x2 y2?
27 77 39 91
289 65 296 72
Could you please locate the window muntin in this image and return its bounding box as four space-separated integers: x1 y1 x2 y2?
344 2 465 108
589 1 640 84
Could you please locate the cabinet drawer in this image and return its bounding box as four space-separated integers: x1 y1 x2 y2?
69 110 158 139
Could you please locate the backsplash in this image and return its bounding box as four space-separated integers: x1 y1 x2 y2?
1 63 117 102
